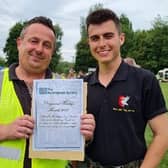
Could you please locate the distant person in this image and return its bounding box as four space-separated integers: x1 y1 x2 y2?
60 73 66 79
67 68 76 79
77 70 85 79
74 8 168 168
124 57 141 68
0 16 95 168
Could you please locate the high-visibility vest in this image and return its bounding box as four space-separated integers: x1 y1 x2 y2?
0 68 68 168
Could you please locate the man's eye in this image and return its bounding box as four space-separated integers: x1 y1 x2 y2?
90 36 99 42
104 33 114 39
30 40 38 43
44 43 52 49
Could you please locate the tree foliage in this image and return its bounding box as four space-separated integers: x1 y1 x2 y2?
50 24 63 72
3 21 63 72
55 61 74 74
74 4 103 72
3 22 24 65
130 16 168 73
0 57 6 67
75 38 96 72
150 16 168 72
120 14 134 57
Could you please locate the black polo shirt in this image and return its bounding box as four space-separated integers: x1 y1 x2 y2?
8 63 52 168
84 61 167 166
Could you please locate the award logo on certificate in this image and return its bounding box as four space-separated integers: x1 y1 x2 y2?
29 79 87 161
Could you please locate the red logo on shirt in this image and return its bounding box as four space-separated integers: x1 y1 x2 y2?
118 96 130 108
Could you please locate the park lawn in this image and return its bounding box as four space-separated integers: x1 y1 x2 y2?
145 82 168 168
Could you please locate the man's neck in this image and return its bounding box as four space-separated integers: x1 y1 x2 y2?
98 57 122 87
15 66 46 84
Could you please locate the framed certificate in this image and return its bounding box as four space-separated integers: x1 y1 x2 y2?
29 79 87 161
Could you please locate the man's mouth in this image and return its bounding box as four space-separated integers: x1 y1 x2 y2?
98 50 110 57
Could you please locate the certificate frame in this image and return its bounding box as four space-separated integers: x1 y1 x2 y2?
29 79 87 161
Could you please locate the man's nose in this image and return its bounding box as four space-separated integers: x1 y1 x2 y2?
98 37 106 47
36 43 43 53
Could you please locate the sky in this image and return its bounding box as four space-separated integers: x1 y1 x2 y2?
0 0 167 62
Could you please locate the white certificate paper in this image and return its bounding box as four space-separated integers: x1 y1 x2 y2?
29 79 86 160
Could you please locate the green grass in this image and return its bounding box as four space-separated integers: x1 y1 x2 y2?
145 82 168 167
161 83 168 108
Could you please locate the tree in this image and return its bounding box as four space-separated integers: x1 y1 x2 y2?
49 24 63 72
74 4 103 72
120 14 134 58
75 38 95 72
131 16 168 73
3 21 63 71
3 22 24 65
0 57 6 67
131 30 153 69
150 16 168 72
55 61 74 74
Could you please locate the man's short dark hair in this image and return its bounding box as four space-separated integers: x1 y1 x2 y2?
20 16 56 38
86 8 121 34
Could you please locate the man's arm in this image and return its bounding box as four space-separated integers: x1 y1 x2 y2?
140 113 168 168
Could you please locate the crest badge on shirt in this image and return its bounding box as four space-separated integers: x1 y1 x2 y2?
113 95 135 112
118 96 130 108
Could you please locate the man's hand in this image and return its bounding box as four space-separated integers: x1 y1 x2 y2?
80 114 95 141
2 115 34 140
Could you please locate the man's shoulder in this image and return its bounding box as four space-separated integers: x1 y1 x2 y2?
128 65 155 79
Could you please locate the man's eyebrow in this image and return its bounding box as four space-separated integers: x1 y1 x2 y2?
103 32 114 36
89 34 99 38
89 32 114 37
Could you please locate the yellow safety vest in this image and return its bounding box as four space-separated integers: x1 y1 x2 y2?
0 68 68 168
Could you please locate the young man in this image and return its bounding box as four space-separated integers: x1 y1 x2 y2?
82 9 168 168
0 16 95 168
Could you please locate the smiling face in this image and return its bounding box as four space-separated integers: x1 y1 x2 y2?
88 20 125 65
17 23 55 74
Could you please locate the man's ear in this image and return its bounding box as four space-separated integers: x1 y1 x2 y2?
16 37 22 48
120 33 125 46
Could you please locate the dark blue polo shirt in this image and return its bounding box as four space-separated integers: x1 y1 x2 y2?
84 61 167 166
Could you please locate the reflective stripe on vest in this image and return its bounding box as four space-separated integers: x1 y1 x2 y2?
0 146 21 160
0 68 67 168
